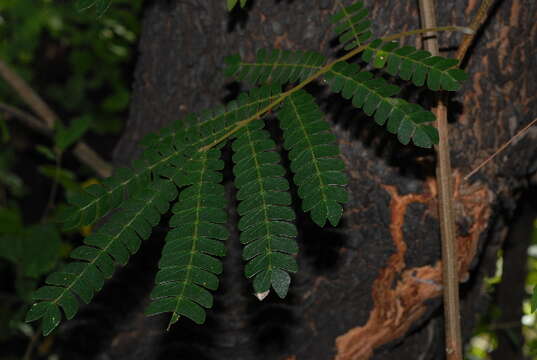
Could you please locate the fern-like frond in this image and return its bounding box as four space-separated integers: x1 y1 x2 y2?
60 85 282 231
140 85 282 148
324 61 439 147
146 149 228 327
26 179 177 335
224 49 326 86
331 1 372 51
277 90 349 227
362 40 468 91
57 165 152 230
232 121 298 298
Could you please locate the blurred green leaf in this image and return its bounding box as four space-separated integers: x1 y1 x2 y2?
35 145 57 162
0 224 61 279
38 165 80 192
54 115 91 151
0 207 23 234
77 0 111 16
102 88 129 112
15 277 38 303
95 0 112 17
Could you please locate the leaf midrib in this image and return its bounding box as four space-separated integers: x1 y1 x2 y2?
366 44 458 79
169 153 207 328
336 0 365 47
288 96 328 212
51 184 164 307
245 126 273 279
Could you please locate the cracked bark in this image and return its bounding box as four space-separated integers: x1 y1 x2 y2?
57 1 537 359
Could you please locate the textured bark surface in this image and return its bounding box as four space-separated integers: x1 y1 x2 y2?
60 1 537 359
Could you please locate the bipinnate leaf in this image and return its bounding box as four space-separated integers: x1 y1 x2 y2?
278 90 349 227
232 121 298 298
29 0 471 335
324 61 439 147
147 149 228 328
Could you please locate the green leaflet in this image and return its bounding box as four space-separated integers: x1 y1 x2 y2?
232 121 298 298
278 91 349 227
146 149 229 327
224 49 326 86
362 39 468 91
27 179 178 336
140 85 282 148
324 61 439 148
227 0 248 11
60 85 282 231
331 1 372 51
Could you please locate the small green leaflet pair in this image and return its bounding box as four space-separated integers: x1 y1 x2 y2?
27 1 468 336
227 0 249 11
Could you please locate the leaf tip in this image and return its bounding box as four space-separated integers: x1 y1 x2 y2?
255 290 270 301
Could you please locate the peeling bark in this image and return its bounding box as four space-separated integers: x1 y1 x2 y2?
335 174 491 360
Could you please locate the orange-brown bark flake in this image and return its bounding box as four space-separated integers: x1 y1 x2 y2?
334 174 491 360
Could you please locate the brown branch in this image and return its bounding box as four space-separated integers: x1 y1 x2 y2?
0 60 58 128
0 59 113 178
0 102 50 135
455 0 495 62
418 1 462 359
465 117 537 181
73 143 112 178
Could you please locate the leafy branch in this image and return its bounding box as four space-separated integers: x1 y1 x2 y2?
208 25 468 152
26 1 470 336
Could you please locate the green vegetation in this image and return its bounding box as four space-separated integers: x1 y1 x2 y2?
0 0 141 357
26 1 467 336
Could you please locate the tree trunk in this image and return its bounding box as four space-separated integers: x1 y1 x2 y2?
61 1 537 359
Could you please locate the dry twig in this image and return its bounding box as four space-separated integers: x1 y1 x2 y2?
0 60 112 177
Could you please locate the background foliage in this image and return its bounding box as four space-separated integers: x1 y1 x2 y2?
0 0 141 358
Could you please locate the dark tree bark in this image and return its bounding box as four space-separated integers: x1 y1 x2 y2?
60 1 537 359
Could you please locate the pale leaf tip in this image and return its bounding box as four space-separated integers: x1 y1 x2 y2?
254 290 270 301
